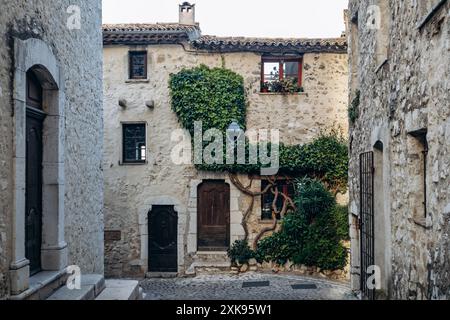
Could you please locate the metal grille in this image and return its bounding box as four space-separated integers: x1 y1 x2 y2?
360 151 375 300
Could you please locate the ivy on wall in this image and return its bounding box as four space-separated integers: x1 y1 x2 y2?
169 65 349 192
169 64 246 136
170 65 350 271
348 89 360 124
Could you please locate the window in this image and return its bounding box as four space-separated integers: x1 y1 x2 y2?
122 123 147 164
26 70 43 109
407 129 428 225
261 179 295 220
129 51 147 79
261 57 303 93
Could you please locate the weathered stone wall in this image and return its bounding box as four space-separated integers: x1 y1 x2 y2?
0 0 103 298
103 44 348 276
347 0 450 299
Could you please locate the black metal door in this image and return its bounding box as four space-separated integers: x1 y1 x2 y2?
148 205 178 272
360 151 375 300
26 109 45 276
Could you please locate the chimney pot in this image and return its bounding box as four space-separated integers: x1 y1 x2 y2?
179 2 195 25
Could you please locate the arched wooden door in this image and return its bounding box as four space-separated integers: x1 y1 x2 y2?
197 181 230 251
25 70 46 276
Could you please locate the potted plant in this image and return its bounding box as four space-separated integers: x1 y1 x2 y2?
269 80 283 93
261 81 269 93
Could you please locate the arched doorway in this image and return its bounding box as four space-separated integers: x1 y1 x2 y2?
10 38 67 295
197 180 230 251
25 69 47 275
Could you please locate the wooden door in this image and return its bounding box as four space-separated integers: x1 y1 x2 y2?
197 181 230 251
25 70 45 276
148 205 178 272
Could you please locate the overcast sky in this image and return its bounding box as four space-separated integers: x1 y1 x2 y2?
102 0 348 38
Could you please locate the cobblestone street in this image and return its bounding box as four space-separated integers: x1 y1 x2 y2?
140 272 357 300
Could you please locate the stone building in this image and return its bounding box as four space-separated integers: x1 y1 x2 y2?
347 0 449 299
102 2 349 277
0 0 105 299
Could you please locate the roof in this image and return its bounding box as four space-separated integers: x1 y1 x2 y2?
192 35 347 53
102 24 347 53
102 23 201 45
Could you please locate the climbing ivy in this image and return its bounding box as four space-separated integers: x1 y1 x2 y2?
169 65 349 191
169 64 246 136
348 89 360 124
195 129 349 192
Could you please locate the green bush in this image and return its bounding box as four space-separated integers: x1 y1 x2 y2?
333 205 350 241
254 232 294 265
227 240 254 265
255 178 348 270
294 178 335 223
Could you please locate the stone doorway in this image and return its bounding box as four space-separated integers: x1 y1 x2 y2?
148 205 178 272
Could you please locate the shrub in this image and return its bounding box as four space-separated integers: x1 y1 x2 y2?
255 178 348 270
333 205 350 241
254 232 293 265
227 240 254 265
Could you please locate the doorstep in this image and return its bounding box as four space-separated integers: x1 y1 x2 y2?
9 270 68 300
95 279 141 300
46 274 105 300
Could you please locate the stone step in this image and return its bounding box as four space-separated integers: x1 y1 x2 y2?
186 261 231 275
46 274 104 300
95 280 141 300
10 270 68 300
194 251 231 263
146 272 178 278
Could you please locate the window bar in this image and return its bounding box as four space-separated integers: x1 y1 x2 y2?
422 142 428 217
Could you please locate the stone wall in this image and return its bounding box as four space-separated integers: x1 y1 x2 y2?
103 44 348 277
347 0 450 299
0 0 103 298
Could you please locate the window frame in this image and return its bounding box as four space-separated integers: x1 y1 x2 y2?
261 56 303 93
121 122 148 165
407 129 429 227
128 51 148 80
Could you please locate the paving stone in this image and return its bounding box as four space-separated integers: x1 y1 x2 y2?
140 273 356 300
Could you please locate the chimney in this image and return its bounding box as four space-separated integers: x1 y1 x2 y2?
179 2 195 25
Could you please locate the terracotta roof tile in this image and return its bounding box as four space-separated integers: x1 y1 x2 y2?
192 35 347 53
102 24 347 53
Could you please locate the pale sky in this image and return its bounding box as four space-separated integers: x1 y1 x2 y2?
102 0 348 38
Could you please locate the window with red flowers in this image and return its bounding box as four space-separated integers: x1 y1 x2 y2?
261 57 303 93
